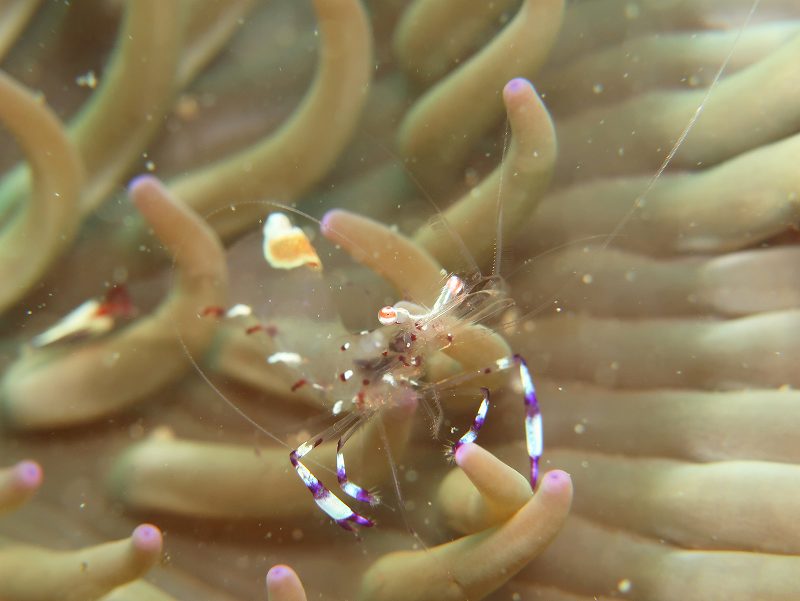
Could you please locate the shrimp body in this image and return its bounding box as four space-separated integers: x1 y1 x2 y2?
284 272 541 531
293 273 465 416
204 215 541 532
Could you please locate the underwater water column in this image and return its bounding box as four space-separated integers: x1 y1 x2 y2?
0 1 799 600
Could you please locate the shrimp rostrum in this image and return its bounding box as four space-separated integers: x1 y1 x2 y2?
209 208 542 531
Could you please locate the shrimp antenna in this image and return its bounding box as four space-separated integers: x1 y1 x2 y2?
492 119 512 278
601 0 762 250
173 322 288 447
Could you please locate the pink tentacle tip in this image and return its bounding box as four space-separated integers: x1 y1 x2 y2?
267 564 303 592
131 523 163 554
13 460 43 490
319 209 343 237
127 174 158 195
453 441 475 466
541 470 571 493
504 77 534 96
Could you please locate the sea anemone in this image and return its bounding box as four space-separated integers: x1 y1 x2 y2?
1 1 799 600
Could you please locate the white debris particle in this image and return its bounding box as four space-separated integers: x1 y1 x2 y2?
226 304 252 318
76 70 98 89
267 352 303 366
175 94 199 120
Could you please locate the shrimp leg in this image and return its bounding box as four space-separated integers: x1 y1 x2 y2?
336 421 381 505
437 354 542 490
515 355 542 489
289 414 375 530
452 387 490 453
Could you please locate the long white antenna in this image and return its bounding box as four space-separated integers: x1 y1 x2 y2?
602 0 762 249
493 120 512 277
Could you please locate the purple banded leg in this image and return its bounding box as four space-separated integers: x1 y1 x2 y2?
452 387 490 454
336 429 380 505
514 355 542 489
289 437 374 531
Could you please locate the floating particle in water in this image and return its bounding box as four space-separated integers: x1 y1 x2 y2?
175 94 200 120
75 70 98 89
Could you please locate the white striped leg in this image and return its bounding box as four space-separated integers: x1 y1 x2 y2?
289 423 374 531
429 354 544 490
336 422 380 505
452 387 490 454
514 355 542 489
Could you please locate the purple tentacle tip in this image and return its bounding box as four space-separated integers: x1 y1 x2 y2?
14 460 43 489
320 209 341 236
453 440 471 465
132 523 163 553
127 174 157 195
542 470 570 493
267 564 305 598
267 565 291 582
505 77 533 94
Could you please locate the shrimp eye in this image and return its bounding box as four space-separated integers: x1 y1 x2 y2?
378 306 397 325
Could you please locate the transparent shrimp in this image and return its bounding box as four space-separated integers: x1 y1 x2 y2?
288 270 541 530
198 206 542 531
